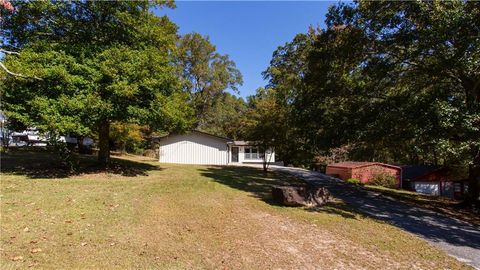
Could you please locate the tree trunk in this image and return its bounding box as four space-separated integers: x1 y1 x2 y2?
77 136 85 154
462 77 480 205
98 120 110 165
468 149 480 205
119 141 126 154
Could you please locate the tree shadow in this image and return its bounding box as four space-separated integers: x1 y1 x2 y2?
304 200 359 219
274 168 480 252
200 166 480 254
1 150 161 178
199 166 362 220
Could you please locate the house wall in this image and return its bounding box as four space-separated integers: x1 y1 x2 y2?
351 165 401 187
413 181 440 196
159 133 228 165
326 164 401 187
230 146 275 164
325 166 352 180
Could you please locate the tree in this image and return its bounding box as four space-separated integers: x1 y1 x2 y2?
110 122 146 154
0 0 40 80
262 30 317 165
177 32 243 129
1 1 192 164
199 92 248 139
264 0 479 201
321 0 480 202
244 88 287 171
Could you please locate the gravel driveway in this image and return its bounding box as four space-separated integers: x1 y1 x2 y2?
270 166 480 269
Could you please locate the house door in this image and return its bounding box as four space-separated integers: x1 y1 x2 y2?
231 147 239 162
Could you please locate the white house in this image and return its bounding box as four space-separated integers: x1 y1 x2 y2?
158 130 275 165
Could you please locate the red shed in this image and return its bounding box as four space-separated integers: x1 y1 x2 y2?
326 162 402 188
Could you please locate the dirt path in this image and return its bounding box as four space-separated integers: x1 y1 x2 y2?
271 166 480 269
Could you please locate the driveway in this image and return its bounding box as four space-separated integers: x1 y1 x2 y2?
270 166 480 269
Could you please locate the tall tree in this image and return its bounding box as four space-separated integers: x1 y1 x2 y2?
200 92 248 139
321 0 480 201
1 1 192 164
263 0 479 201
282 0 479 198
177 32 243 129
262 30 317 165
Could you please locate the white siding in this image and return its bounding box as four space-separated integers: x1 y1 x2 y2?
414 182 440 196
159 132 228 165
231 146 275 164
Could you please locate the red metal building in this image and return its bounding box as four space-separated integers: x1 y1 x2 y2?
326 162 402 188
402 166 468 199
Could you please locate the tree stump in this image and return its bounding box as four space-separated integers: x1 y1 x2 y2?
271 184 330 207
271 186 306 206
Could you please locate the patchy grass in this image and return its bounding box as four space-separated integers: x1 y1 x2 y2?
0 152 471 269
364 185 480 226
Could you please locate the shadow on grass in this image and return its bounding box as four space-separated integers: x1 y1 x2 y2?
1 150 161 178
199 166 361 219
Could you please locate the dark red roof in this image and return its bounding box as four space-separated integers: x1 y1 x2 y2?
328 162 401 170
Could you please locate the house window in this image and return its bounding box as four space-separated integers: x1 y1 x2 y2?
245 147 261 159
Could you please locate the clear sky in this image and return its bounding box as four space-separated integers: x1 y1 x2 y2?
155 1 334 98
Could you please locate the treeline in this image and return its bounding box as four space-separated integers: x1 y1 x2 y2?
0 1 247 160
252 1 479 201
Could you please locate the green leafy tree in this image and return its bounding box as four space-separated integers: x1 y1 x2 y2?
263 0 479 201
262 30 317 165
110 122 146 154
321 0 480 201
1 1 192 164
177 32 243 129
244 88 288 171
200 92 248 139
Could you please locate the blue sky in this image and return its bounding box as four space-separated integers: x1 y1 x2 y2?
155 1 334 98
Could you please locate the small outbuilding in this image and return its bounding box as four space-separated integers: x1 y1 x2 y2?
326 162 402 188
401 166 468 198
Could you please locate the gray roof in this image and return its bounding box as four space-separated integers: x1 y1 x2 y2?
400 165 440 180
229 140 256 146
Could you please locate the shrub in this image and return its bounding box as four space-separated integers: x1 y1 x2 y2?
346 178 364 186
370 173 397 189
143 149 157 158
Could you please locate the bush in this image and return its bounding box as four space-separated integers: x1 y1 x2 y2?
370 173 397 189
346 178 364 186
143 149 157 158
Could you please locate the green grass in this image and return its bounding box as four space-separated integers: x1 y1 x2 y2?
0 151 471 269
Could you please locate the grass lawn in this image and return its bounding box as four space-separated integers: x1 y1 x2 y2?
0 151 471 269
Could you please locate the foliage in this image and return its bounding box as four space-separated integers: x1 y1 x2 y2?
370 173 398 189
262 30 317 165
199 92 248 139
110 122 146 154
0 1 191 164
142 149 157 158
346 178 364 186
262 0 479 200
314 144 353 171
243 88 289 171
177 32 243 129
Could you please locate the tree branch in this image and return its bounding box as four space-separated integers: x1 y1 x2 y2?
0 48 20 55
0 62 42 80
